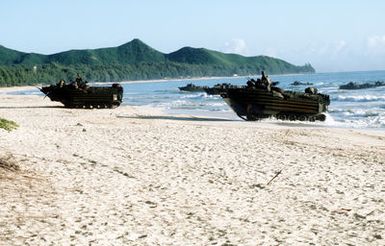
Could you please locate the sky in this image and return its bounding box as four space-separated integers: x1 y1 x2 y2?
1 0 385 72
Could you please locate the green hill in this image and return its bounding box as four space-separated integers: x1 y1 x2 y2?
45 39 166 65
0 45 47 65
0 39 315 86
166 47 313 74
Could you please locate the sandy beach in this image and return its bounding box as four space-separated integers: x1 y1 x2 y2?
1 93 385 245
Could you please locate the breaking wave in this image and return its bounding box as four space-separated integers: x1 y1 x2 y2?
334 95 385 102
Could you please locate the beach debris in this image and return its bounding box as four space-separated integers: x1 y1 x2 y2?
144 200 157 208
0 153 19 172
113 168 135 179
220 71 330 121
249 183 265 189
353 212 366 220
0 118 18 131
266 169 283 185
39 74 123 109
337 208 351 213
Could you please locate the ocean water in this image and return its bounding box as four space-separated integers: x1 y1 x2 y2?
119 71 385 129
9 70 385 129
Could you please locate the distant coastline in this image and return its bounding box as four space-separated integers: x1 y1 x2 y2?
2 69 385 88
0 39 314 87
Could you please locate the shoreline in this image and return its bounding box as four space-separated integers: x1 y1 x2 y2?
0 71 313 89
1 85 385 131
0 76 246 90
1 69 385 89
0 85 39 94
2 87 385 131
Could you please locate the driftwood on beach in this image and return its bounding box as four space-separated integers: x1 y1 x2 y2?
266 169 283 185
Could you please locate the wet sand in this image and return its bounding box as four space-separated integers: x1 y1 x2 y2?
1 94 385 245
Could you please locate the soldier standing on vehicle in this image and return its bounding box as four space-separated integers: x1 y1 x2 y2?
261 71 272 91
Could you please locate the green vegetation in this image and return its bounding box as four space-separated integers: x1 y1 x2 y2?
0 39 315 86
0 118 18 131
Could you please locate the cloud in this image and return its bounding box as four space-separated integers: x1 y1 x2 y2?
223 39 248 55
274 40 354 72
312 40 347 56
263 48 279 57
275 37 385 72
367 35 385 54
335 40 347 53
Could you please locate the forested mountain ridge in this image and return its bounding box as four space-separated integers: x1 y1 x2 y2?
0 39 315 86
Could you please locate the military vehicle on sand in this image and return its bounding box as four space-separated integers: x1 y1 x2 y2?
220 72 330 121
40 76 123 108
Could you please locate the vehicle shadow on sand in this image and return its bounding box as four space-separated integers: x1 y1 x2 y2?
0 106 63 109
117 114 236 122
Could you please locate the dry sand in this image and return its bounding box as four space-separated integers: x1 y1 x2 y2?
1 94 385 245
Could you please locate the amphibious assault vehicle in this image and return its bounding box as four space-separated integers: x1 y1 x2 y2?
40 77 123 108
179 83 238 95
339 81 385 90
204 83 237 95
178 83 208 92
220 72 330 121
